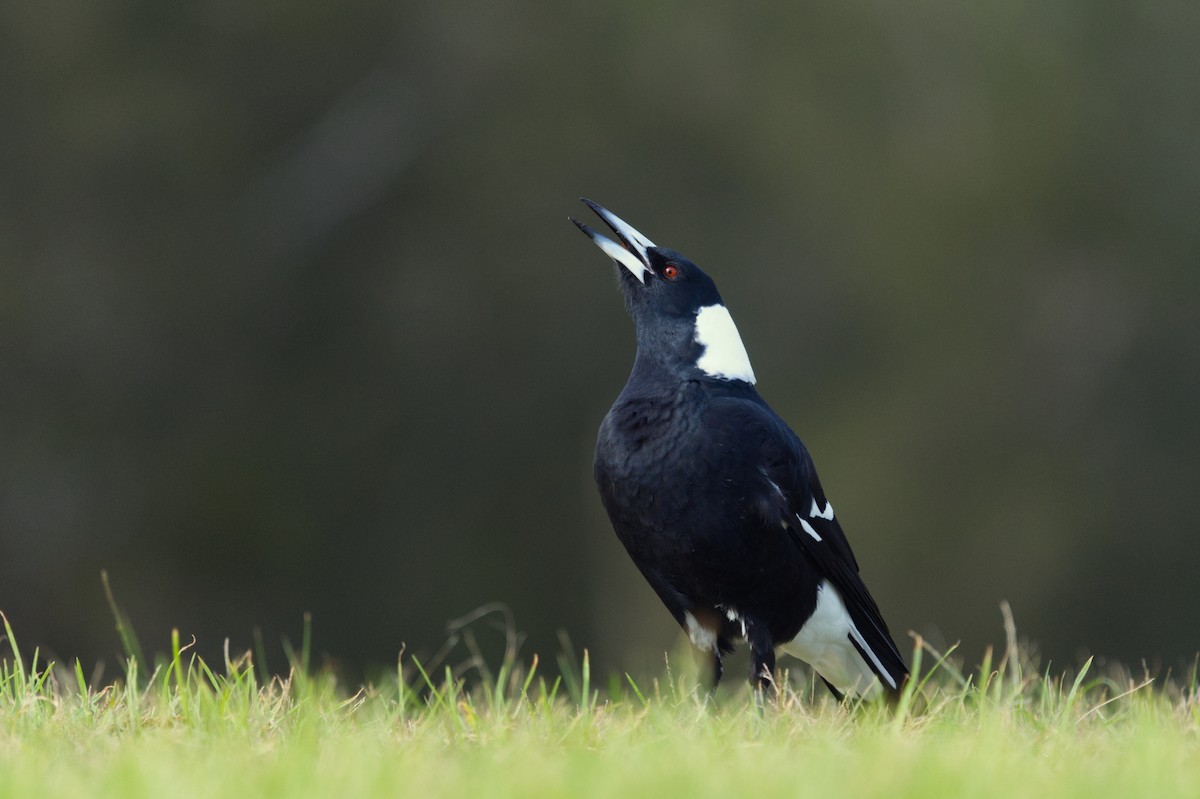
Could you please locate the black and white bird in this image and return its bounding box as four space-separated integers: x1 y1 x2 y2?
572 199 907 699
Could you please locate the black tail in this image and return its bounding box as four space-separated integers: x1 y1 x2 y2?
846 602 908 698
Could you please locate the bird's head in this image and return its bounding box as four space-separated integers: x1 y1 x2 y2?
571 198 756 385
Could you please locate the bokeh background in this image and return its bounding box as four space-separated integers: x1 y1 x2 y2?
3 1 1198 681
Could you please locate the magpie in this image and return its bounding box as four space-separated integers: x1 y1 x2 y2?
571 199 908 699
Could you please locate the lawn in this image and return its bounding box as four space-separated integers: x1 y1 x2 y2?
1 609 1197 799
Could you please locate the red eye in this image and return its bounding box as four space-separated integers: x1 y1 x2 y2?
663 264 680 279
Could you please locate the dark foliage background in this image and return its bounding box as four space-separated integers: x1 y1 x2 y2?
3 0 1198 679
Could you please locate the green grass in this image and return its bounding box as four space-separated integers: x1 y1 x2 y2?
2 607 1198 799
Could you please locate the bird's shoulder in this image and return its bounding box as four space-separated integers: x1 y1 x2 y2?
703 392 864 572
700 390 803 463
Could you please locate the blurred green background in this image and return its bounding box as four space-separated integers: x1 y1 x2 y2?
2 0 1198 680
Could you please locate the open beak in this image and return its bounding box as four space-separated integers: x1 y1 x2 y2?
570 198 657 284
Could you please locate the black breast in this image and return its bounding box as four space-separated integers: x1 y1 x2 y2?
593 380 818 639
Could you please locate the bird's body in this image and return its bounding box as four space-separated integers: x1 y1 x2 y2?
596 377 821 661
573 199 907 698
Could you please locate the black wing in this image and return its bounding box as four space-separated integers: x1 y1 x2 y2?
712 394 908 693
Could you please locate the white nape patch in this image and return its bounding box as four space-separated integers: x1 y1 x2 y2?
684 611 717 653
810 498 835 520
797 516 823 542
781 581 892 696
592 231 649 283
693 305 756 383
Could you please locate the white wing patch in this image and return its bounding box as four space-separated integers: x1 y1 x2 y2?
810 498 835 520
797 516 823 542
693 305 757 384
